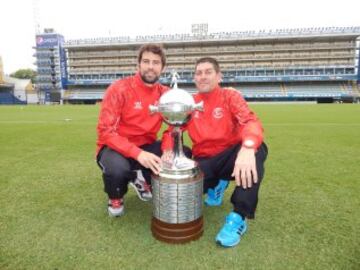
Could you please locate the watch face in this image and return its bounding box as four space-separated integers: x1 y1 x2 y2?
244 140 255 147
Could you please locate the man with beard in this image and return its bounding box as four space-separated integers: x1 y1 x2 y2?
96 44 168 217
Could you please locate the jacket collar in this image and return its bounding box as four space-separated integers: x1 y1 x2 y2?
197 85 221 99
133 72 159 91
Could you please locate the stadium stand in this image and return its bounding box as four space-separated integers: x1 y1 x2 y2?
0 87 27 105
0 57 28 104
32 26 360 104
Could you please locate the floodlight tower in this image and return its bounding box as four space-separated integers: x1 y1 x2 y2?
32 0 41 34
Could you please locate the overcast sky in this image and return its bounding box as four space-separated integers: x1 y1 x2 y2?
0 0 359 74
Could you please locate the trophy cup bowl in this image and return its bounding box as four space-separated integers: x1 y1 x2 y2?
149 76 204 244
149 88 203 126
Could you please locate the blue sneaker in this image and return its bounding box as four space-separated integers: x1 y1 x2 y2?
205 179 229 206
216 212 247 247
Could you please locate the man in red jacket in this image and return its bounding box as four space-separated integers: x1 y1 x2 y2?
96 44 168 217
162 57 268 247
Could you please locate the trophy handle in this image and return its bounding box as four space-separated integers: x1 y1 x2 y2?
149 105 159 113
193 101 204 112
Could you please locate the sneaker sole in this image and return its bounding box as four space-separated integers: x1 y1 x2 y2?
108 208 124 217
216 238 240 248
205 198 222 206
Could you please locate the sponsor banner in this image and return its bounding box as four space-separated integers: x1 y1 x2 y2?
59 46 68 89
36 34 60 48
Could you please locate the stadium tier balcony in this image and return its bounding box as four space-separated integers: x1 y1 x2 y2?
285 83 351 97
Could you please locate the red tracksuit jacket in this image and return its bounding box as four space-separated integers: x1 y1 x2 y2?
96 73 168 159
162 86 264 157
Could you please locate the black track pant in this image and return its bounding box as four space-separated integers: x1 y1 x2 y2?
96 141 192 199
96 142 163 199
195 143 268 219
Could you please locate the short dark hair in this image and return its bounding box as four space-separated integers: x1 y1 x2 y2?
195 57 221 73
137 43 166 68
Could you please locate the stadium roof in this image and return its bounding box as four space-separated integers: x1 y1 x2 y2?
64 26 360 48
3 76 31 90
0 82 14 89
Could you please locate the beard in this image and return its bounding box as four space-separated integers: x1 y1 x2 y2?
140 71 160 84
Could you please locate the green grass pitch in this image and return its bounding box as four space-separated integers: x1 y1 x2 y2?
0 104 359 269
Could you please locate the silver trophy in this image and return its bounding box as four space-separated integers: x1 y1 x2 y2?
149 71 204 244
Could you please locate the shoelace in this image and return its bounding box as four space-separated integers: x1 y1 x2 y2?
134 177 151 191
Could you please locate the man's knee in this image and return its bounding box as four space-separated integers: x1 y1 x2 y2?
254 143 268 181
104 165 132 181
98 147 133 181
256 143 268 162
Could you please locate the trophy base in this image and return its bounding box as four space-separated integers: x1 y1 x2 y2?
151 216 203 244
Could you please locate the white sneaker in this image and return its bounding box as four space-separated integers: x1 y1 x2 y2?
129 170 152 201
108 198 124 217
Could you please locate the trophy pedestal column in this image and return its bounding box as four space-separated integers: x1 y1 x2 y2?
151 170 203 244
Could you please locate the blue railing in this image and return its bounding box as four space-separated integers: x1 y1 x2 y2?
66 74 357 86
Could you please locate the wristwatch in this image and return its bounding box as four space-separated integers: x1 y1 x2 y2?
243 139 255 149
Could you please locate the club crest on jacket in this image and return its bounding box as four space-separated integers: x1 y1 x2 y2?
212 107 224 119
